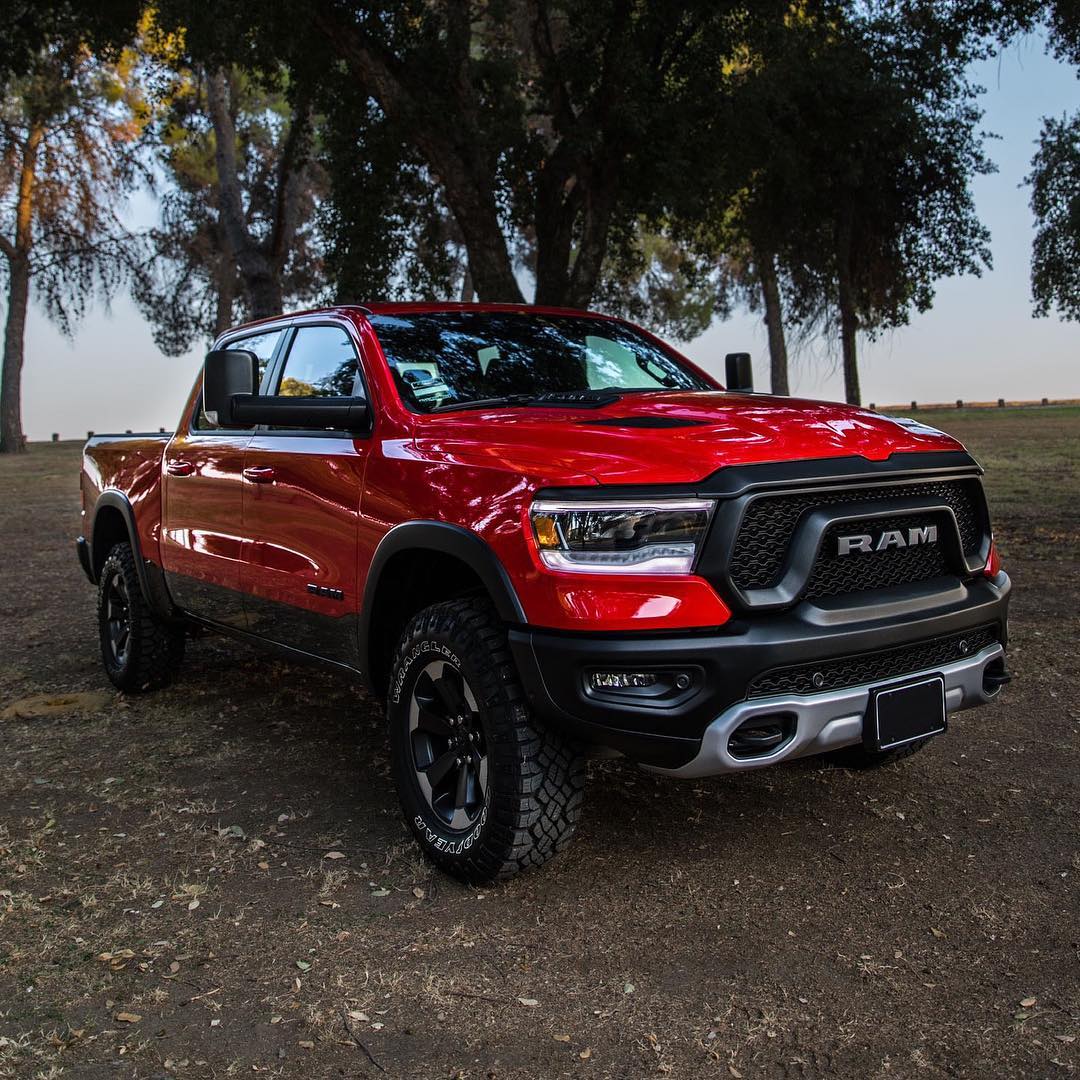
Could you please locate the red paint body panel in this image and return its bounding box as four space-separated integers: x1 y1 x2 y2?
80 303 969 638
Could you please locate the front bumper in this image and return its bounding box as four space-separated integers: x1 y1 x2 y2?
646 641 1003 777
509 572 1010 773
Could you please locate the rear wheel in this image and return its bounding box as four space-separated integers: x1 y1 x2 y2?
388 598 585 882
826 737 929 769
97 543 185 692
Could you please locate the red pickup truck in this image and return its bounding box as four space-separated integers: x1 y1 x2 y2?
78 303 1011 880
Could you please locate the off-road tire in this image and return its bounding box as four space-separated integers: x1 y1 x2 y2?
388 598 586 882
97 542 185 692
826 737 929 769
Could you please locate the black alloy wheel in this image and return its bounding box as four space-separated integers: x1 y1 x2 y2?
103 569 133 668
408 660 489 831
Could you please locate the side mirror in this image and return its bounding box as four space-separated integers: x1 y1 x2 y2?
725 352 754 394
203 349 257 425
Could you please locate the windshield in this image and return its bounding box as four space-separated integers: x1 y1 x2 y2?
369 311 712 413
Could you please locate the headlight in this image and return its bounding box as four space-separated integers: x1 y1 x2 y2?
529 498 714 574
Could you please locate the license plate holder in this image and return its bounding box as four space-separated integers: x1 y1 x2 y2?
866 675 946 753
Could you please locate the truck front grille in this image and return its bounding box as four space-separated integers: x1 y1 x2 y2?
746 624 1000 698
728 479 985 595
804 513 952 601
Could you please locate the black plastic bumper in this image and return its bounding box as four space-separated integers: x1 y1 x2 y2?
509 573 1011 770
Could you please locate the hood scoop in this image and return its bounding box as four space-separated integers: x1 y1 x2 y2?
581 416 708 429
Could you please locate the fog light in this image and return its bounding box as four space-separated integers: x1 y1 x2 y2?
591 672 658 690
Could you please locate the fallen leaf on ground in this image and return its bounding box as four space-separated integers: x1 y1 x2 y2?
579 1048 592 1060
1020 996 1037 1007
298 1040 314 1049
930 927 946 939
114 1012 141 1024
553 1034 571 1042
295 960 311 971
517 998 540 1007
324 851 346 860
412 887 425 899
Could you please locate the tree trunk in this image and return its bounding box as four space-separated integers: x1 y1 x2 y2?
213 250 237 339
244 271 284 321
0 256 30 453
207 68 293 320
0 124 42 453
757 248 789 396
313 13 525 305
434 170 523 303
460 264 474 302
835 219 861 406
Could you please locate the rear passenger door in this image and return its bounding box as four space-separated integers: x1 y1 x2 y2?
239 322 371 666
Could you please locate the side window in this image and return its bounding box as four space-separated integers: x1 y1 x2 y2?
274 326 359 398
194 329 283 431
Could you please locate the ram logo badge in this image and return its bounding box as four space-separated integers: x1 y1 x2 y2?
837 524 938 556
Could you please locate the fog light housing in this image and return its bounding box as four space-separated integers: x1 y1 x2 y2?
591 672 658 690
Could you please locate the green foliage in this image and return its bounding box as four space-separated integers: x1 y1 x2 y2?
1027 112 1080 321
0 2 143 85
132 43 328 354
0 45 148 332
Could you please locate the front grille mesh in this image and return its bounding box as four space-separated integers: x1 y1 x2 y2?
805 514 951 601
747 624 1000 698
728 479 983 592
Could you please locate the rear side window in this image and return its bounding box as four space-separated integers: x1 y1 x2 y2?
195 329 282 431
273 325 359 398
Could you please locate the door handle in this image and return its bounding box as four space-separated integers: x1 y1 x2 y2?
166 460 195 477
243 465 276 484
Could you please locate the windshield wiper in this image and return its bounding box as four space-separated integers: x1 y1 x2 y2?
431 389 623 413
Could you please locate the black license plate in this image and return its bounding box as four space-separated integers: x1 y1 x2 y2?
866 675 946 752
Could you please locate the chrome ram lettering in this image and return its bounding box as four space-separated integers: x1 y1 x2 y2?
836 524 938 556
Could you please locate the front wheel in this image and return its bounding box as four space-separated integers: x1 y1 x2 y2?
388 599 586 882
97 542 185 692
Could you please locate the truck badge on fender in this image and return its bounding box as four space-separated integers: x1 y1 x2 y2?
837 524 938 556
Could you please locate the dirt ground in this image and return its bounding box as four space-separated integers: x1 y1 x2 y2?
1 407 1077 1079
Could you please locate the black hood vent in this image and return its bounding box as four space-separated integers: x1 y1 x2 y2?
580 416 708 429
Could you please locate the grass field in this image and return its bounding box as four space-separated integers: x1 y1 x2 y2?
0 408 1077 1079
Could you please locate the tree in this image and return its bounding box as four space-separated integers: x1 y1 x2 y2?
155 0 788 308
820 13 993 404
133 47 328 355
1025 2 1080 322
0 2 142 85
1027 114 1080 322
0 44 146 452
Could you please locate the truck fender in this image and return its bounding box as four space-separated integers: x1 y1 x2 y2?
87 490 179 623
358 521 526 678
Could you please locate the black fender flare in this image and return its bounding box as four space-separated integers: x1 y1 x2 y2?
359 521 526 677
87 490 179 623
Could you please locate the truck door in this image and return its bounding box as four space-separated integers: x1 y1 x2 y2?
160 328 284 625
239 322 370 666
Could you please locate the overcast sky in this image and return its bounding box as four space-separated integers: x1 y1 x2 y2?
18 31 1080 441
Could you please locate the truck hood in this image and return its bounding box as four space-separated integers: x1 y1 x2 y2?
414 391 967 486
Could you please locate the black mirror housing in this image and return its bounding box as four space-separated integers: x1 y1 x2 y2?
725 352 754 394
204 349 258 424
230 394 370 432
